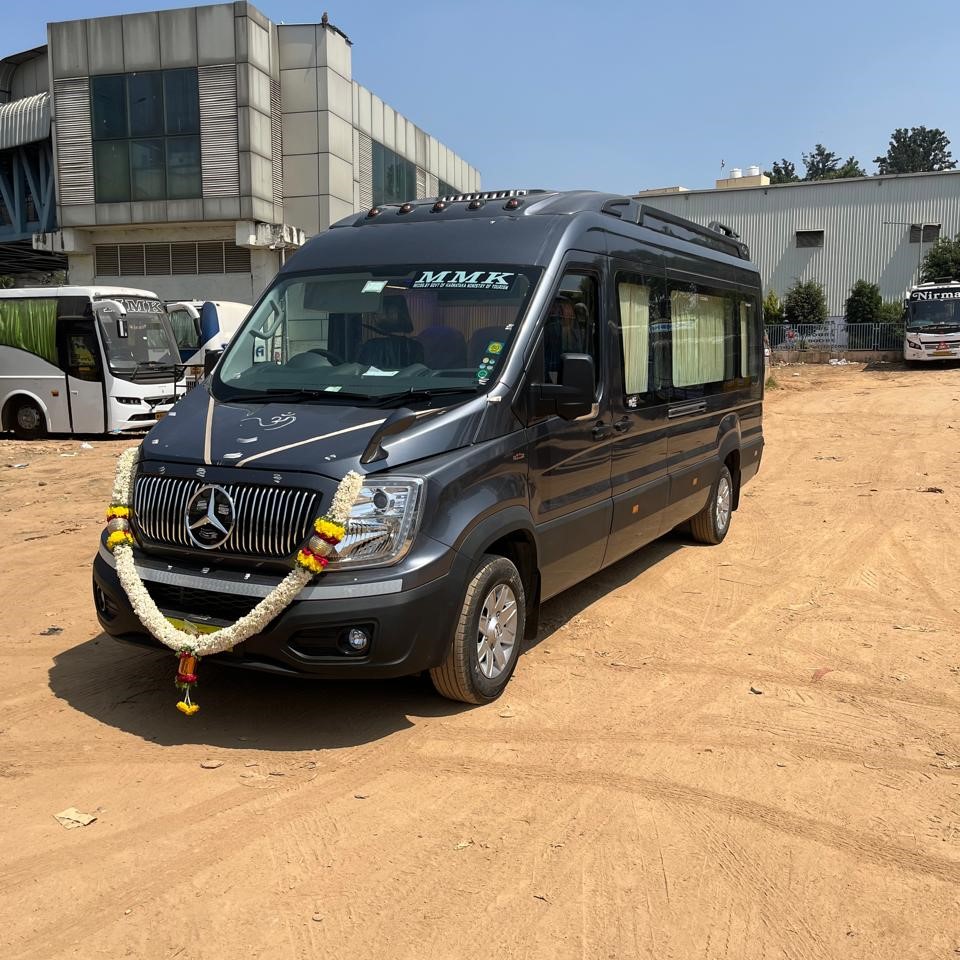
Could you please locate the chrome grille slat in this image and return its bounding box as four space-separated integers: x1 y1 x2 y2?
132 474 320 560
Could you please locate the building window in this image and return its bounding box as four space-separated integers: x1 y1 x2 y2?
909 224 941 243
95 241 250 277
372 140 417 205
91 68 201 203
438 180 458 198
796 230 824 248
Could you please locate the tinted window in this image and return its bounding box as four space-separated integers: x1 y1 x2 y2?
91 75 127 139
164 68 200 135
166 136 202 199
543 273 600 392
127 72 164 137
372 140 417 205
66 321 102 382
616 272 669 404
130 139 165 200
93 142 130 203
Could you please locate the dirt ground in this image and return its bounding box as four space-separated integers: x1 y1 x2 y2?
1 363 959 960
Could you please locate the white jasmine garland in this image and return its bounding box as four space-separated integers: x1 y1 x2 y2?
107 445 365 656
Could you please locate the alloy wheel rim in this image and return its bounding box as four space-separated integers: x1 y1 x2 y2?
716 475 732 531
476 583 518 680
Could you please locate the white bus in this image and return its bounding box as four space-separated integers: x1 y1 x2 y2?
0 286 184 439
165 299 250 381
904 281 960 362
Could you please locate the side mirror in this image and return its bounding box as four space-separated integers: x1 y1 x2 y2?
203 348 224 377
532 353 595 420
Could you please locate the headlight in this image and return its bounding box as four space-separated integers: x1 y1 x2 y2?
906 339 922 350
332 477 425 568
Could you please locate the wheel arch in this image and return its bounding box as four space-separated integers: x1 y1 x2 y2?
1 390 52 433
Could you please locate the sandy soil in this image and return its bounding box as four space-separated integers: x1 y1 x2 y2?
1 363 959 960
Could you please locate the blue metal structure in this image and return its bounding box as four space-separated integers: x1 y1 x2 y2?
0 139 56 241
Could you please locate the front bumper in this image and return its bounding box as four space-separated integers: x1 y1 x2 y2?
92 538 465 678
904 344 960 361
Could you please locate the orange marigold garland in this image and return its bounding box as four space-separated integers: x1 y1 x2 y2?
175 652 200 715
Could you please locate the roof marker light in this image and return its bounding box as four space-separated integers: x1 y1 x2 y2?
399 202 414 214
367 207 381 218
432 201 447 212
504 197 522 210
468 199 484 210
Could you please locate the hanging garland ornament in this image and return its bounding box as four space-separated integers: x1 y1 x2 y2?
104 445 364 715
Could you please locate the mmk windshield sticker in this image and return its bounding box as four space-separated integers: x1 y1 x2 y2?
412 270 516 290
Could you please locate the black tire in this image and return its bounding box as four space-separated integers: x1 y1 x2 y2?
689 464 734 545
11 398 47 440
430 554 526 705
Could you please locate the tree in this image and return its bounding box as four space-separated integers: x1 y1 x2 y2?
874 126 955 174
921 233 960 282
784 279 828 325
878 300 905 325
845 280 882 325
764 159 800 184
802 144 840 180
763 290 784 324
833 156 866 179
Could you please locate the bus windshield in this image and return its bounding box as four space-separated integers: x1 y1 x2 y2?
213 265 541 405
907 298 960 331
97 310 181 380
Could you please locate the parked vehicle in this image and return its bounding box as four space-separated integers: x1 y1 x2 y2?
0 286 183 439
166 300 250 381
903 281 960 361
93 190 764 704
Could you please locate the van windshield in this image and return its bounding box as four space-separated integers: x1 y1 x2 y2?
213 265 540 404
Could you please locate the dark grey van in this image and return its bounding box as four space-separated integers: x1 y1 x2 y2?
93 190 764 704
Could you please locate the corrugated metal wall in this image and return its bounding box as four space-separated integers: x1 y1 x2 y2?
638 172 960 314
52 78 94 205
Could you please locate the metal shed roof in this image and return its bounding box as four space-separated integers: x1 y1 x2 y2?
0 92 50 151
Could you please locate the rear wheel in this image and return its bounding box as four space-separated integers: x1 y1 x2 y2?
430 554 526 705
11 398 46 440
690 464 733 545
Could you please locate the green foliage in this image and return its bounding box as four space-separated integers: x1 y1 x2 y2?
802 144 840 180
764 159 800 184
765 375 780 390
763 290 784 324
834 156 866 179
844 280 882 324
921 233 960 282
784 279 828 325
874 126 956 175
878 300 905 325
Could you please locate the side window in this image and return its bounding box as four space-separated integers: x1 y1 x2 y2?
168 309 199 350
668 280 746 398
543 273 600 392
616 272 668 405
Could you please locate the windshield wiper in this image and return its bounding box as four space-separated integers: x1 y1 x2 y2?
372 386 480 407
224 387 374 403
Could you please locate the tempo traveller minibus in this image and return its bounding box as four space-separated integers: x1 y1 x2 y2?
93 190 764 704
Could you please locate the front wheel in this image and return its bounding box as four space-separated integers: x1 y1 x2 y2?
430 555 526 704
11 398 47 440
689 464 733 545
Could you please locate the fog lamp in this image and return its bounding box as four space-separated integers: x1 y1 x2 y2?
346 628 370 652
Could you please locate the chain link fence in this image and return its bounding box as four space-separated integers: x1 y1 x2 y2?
766 322 903 353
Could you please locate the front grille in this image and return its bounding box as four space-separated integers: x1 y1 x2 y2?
145 582 262 624
133 475 320 559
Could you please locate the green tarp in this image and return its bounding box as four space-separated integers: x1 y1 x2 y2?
0 298 58 366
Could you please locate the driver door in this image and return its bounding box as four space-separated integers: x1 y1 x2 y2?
59 318 106 433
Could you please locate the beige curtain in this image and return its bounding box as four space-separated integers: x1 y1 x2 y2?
671 291 725 387
619 282 649 394
740 302 750 378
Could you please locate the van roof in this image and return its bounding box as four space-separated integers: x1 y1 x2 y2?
283 190 755 277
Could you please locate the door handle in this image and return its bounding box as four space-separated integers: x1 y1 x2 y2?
613 416 631 434
592 422 612 441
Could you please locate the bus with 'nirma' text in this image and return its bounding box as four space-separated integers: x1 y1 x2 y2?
0 286 184 438
904 281 960 362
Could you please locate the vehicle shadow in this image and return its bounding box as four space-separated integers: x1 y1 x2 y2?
48 635 468 752
49 532 691 751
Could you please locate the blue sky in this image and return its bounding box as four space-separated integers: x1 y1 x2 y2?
18 0 960 193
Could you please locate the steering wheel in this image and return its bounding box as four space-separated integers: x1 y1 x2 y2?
307 348 344 365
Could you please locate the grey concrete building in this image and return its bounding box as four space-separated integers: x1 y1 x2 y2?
0 2 478 301
637 169 960 315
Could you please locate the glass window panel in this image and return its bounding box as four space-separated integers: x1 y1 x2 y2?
372 141 385 206
165 136 201 199
671 290 727 388
94 141 130 202
127 72 164 137
91 75 127 139
544 274 599 390
164 68 199 135
618 282 650 395
130 139 165 201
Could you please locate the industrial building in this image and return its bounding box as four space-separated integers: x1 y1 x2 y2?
0 2 479 302
637 168 960 315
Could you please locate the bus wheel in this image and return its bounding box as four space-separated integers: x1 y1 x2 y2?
430 555 526 704
12 398 47 440
690 464 733 545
